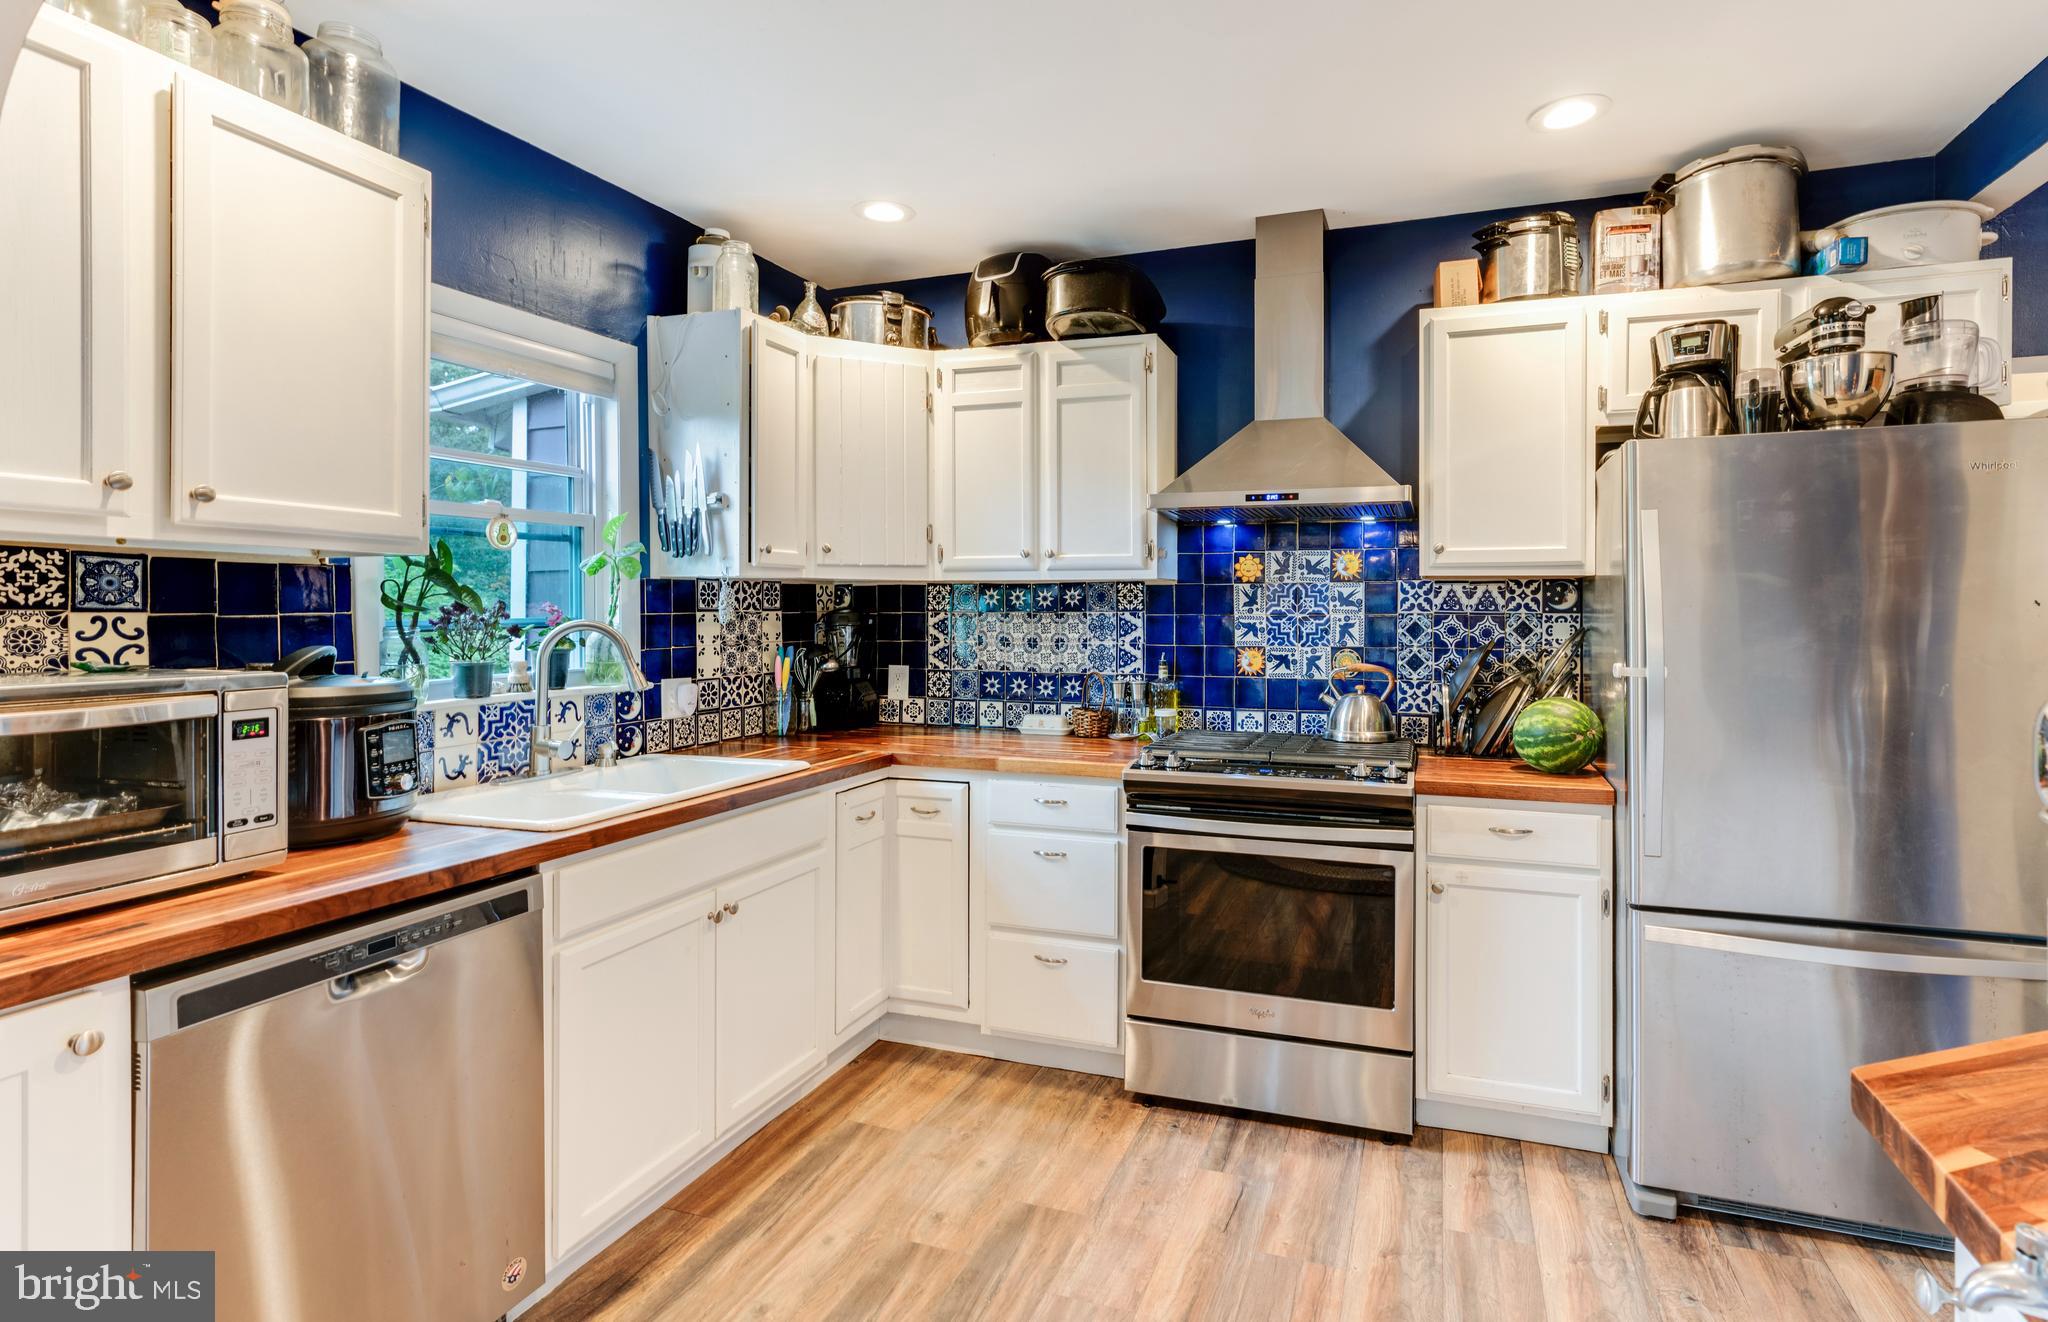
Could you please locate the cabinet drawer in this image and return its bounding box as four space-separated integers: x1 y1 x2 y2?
837 783 887 847
987 778 1117 833
985 932 1120 1049
1428 803 1603 869
895 781 964 829
988 829 1118 938
554 794 829 939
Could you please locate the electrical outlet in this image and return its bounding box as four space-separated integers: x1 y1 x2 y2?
886 665 909 701
663 678 699 717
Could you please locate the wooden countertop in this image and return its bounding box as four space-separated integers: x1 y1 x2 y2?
0 729 1609 1013
1851 1031 2048 1264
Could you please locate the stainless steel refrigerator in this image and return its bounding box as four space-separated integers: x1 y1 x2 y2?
1586 420 2048 1243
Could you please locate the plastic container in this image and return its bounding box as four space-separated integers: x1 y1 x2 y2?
50 0 140 39
214 0 307 114
305 22 400 152
137 0 212 71
1592 205 1662 293
1892 319 2001 390
685 228 728 313
712 238 759 313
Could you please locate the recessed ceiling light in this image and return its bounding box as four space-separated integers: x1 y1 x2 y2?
857 200 913 223
1527 94 1610 132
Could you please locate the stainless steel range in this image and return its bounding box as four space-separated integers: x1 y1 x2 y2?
1122 729 1417 1134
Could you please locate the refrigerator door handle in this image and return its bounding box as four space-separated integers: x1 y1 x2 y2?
1639 508 1666 857
1644 924 2048 980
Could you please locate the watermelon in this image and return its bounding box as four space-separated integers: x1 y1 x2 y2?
1512 698 1604 774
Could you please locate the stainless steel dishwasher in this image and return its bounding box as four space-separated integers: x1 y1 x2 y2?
135 874 544 1322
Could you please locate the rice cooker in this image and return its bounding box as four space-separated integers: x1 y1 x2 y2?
277 645 419 846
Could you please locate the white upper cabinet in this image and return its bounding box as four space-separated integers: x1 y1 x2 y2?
1041 339 1155 572
1419 304 1590 578
1588 287 1786 426
813 343 930 572
934 347 1039 575
168 74 429 551
0 14 141 540
748 318 812 572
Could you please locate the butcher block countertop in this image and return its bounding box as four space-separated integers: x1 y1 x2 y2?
0 729 1611 1012
1851 1031 2048 1265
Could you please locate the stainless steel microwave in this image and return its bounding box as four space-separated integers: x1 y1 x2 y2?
0 670 290 924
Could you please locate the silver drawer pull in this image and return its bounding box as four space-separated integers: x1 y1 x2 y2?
1034 797 1067 807
911 805 940 817
189 484 217 503
1033 849 1067 860
1033 954 1068 967
1488 826 1534 837
854 810 876 823
67 1030 104 1057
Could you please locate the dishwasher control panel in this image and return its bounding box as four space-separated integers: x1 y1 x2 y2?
315 913 458 972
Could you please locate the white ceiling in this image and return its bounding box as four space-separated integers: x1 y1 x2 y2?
288 0 2048 287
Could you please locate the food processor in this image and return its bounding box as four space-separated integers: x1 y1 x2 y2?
1875 296 2005 426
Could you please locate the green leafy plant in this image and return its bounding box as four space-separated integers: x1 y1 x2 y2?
578 515 644 686
380 539 481 671
427 600 516 664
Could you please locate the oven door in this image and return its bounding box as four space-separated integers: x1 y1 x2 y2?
1125 817 1414 1052
0 692 221 918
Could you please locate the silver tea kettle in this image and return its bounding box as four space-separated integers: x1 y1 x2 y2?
1321 662 1399 743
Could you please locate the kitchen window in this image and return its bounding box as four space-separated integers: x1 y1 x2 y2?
356 289 640 686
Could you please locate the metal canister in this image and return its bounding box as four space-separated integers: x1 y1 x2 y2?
829 291 933 347
1472 212 1581 301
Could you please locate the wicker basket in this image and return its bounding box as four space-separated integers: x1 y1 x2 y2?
1070 672 1114 738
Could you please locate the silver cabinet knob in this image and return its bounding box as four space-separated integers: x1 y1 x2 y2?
707 908 723 924
722 901 740 916
820 544 832 554
101 471 133 491
1432 543 1445 554
190 485 218 503
1020 550 1031 560
1045 549 1056 559
68 1030 104 1057
1429 882 1445 895
758 544 771 555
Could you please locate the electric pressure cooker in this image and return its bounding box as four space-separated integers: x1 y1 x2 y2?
278 645 419 846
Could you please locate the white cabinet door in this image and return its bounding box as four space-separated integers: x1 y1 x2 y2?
0 979 131 1251
168 74 428 552
813 344 929 571
1588 287 1786 425
749 318 811 572
0 12 144 538
1423 861 1609 1120
1810 261 2014 403
1419 305 1590 578
833 786 888 1032
714 853 824 1133
934 349 1037 575
890 781 968 1008
1041 340 1150 571
551 895 714 1257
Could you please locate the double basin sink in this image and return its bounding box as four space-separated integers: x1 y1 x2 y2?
407 755 810 831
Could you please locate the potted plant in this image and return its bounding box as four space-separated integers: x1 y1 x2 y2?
578 513 645 685
428 600 516 698
521 601 569 688
380 540 481 692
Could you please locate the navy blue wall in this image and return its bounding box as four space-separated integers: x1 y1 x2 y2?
1938 56 2048 199
840 160 1944 486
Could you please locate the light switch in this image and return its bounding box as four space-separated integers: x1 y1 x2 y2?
663 678 699 717
886 665 909 701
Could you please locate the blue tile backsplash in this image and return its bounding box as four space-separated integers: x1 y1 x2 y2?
0 545 354 675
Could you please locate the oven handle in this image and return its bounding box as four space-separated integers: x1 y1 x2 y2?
1126 812 1414 853
0 692 219 737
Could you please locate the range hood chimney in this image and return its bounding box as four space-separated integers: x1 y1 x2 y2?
1149 210 1414 523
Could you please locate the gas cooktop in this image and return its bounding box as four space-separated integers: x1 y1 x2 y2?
1126 729 1415 793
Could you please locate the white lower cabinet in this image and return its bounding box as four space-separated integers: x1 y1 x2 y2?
890 781 968 1009
713 856 823 1133
983 775 1123 1050
552 897 713 1254
0 979 131 1251
832 784 889 1031
1418 799 1612 1134
985 932 1120 1050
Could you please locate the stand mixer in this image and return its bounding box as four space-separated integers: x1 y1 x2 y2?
1776 296 1894 429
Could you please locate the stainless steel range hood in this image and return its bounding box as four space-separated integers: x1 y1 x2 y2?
1150 210 1414 523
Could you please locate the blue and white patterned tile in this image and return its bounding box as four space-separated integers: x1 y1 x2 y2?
1502 611 1544 659
743 705 765 736
1432 616 1471 649
1058 674 1087 702
1082 639 1115 672
617 686 649 721
1265 581 1332 649
1396 580 1431 615
1114 637 1142 673
646 718 672 753
1498 581 1540 612
1397 614 1433 647
925 698 949 726
549 695 582 727
478 698 534 745
953 700 979 726
617 722 645 757
696 713 721 746
1002 701 1031 729
1032 584 1061 612
1006 586 1034 612
1235 582 1264 617
1031 673 1059 701
952 670 979 700
1177 708 1205 732
978 699 1004 729
1006 672 1033 699
1267 711 1298 734
1059 584 1088 611
1234 709 1266 733
1399 715 1434 742
902 698 924 724
412 711 436 756
477 737 530 783
0 611 67 674
1300 711 1329 736
435 702 480 742
433 743 479 791
1542 579 1580 613
66 612 147 667
1085 583 1113 611
926 584 951 612
1541 616 1580 647
1115 583 1145 610
70 552 145 611
880 697 901 723
1397 645 1434 688
721 709 743 740
1205 709 1232 731
0 547 67 609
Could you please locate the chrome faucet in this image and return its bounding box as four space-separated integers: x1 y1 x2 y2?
1918 1224 2048 1316
529 619 649 777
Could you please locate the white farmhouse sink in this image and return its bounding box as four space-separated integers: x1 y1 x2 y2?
409 756 809 831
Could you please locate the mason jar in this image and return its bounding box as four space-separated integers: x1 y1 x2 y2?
214 0 307 114
138 0 214 73
304 21 400 153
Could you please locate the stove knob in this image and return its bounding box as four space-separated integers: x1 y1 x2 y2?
1137 749 1158 769
1163 751 1183 771
1349 763 1372 780
1378 765 1406 782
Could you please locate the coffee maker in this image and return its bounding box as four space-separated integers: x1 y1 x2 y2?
810 606 879 730
1634 320 1738 438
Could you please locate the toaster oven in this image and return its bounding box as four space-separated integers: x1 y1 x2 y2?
0 670 290 925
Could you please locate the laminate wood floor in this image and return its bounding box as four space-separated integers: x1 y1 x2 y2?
529 1042 1950 1322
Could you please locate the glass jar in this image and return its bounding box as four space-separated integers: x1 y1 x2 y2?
49 0 140 39
712 239 759 313
304 21 400 153
138 1 213 73
214 0 307 114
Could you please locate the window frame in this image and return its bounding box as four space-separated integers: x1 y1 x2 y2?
352 286 641 684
